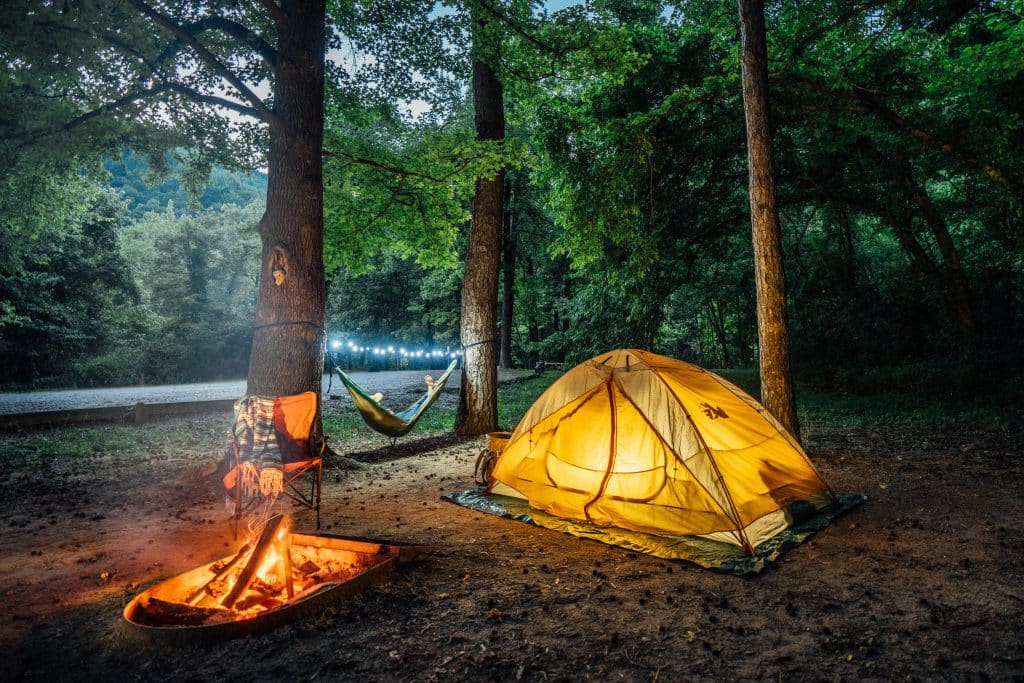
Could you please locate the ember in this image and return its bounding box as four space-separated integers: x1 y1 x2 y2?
124 514 401 636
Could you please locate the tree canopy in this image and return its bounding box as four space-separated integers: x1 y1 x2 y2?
0 0 1021 408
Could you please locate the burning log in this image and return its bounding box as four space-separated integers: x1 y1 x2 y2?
186 543 250 605
221 514 289 609
133 597 230 627
296 559 321 575
282 532 295 599
124 526 410 639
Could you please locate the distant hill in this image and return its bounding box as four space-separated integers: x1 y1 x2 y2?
104 150 267 220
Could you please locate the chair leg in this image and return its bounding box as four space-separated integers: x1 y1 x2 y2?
315 461 322 530
232 444 241 539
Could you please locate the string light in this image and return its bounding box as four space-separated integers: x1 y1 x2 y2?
327 334 456 367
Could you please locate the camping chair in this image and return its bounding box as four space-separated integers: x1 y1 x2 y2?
333 358 458 442
222 391 325 536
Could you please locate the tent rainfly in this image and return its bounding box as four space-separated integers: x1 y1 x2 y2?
488 349 834 552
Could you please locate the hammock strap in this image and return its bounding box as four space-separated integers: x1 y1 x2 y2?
253 320 326 332
462 338 498 351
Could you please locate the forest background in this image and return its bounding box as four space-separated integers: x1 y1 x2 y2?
1 0 1021 417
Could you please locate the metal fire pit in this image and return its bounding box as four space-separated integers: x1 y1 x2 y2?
123 533 419 642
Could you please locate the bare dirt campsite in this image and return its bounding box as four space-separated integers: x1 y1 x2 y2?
1 389 1021 681
4 1 1023 680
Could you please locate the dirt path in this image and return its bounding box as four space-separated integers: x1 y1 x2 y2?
0 413 1021 681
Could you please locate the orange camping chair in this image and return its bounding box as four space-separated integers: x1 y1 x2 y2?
223 391 325 534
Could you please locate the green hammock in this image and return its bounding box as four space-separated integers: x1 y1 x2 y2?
333 358 458 439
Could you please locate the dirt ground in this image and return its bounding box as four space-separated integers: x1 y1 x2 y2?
1 397 1022 681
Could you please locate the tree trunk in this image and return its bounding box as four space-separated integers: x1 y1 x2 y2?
499 177 516 369
456 6 504 435
895 155 977 337
860 143 978 337
737 0 800 441
704 298 732 368
246 1 327 397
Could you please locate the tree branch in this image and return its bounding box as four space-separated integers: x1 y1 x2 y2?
475 0 564 56
12 83 174 150
27 20 263 124
165 83 262 119
323 148 481 184
127 0 278 126
779 74 1014 190
256 0 288 27
775 0 891 74
323 149 444 182
38 20 169 77
184 16 277 67
850 85 1010 188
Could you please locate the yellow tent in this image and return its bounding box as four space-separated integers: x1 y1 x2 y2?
488 349 834 552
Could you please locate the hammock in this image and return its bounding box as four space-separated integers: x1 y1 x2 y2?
333 358 458 439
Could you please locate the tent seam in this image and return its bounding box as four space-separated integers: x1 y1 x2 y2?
583 381 618 524
643 356 752 551
613 371 748 532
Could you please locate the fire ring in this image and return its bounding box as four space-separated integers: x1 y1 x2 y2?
123 522 408 643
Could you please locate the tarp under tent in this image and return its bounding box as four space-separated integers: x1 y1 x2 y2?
446 349 864 572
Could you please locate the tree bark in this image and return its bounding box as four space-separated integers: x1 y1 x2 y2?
737 0 800 441
500 176 516 369
456 4 504 435
246 1 327 397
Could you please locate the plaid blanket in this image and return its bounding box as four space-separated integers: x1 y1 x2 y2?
231 395 282 471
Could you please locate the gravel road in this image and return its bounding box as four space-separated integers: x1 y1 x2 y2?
0 370 460 415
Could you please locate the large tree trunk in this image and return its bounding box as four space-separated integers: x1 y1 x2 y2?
737 0 800 441
246 1 327 397
499 177 516 369
456 7 504 436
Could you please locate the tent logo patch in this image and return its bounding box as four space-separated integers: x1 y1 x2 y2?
700 403 728 420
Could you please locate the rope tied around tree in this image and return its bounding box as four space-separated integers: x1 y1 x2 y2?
462 338 498 352
252 320 326 333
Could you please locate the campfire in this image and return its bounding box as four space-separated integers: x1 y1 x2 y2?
124 514 402 636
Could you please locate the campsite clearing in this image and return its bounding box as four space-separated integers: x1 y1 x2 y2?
0 391 1021 680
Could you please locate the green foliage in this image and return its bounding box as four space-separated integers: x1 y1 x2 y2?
0 145 266 389
797 357 1024 431
496 372 558 428
762 0 1024 373
2 0 1023 408
0 0 256 188
120 200 262 383
326 251 462 346
0 172 140 387
105 150 266 221
323 99 528 271
517 1 752 363
513 0 1024 384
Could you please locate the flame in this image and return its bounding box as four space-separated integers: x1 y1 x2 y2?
256 549 279 586
177 514 297 617
125 525 399 630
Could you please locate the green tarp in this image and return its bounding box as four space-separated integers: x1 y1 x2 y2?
443 489 867 575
